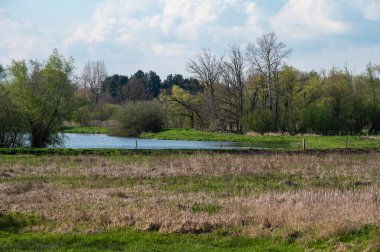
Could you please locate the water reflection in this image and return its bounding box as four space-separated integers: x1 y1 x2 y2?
60 133 256 149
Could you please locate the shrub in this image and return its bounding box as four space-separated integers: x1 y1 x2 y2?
243 109 274 134
300 104 334 134
112 101 164 137
72 103 120 126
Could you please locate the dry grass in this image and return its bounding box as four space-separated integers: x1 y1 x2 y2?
1 152 380 241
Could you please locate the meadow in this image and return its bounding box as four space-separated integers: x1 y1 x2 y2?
1 151 380 251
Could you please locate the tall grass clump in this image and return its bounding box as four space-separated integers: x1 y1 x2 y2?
111 100 164 137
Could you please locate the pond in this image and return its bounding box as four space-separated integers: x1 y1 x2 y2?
58 133 257 150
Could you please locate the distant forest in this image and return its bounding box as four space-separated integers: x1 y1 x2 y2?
76 32 380 136
1 32 380 147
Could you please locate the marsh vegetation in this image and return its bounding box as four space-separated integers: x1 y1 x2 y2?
1 152 380 251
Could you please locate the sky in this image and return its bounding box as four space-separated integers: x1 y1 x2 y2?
1 0 380 78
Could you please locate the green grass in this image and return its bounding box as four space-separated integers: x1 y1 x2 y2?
0 212 301 252
0 228 304 252
2 172 376 195
1 217 378 251
308 225 380 251
141 128 380 150
141 129 296 149
0 147 204 156
0 212 43 233
62 126 109 134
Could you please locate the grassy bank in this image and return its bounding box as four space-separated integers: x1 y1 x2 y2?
142 128 380 150
60 127 380 150
62 126 109 134
1 152 380 250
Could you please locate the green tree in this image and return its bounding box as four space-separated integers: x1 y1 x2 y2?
301 103 332 134
365 63 380 134
102 74 129 104
0 86 27 147
6 49 80 147
278 65 300 133
322 69 353 133
163 74 184 91
112 100 163 137
144 71 162 98
243 109 274 134
168 85 204 128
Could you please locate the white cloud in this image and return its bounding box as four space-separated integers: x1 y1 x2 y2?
4 0 375 79
0 9 56 65
289 43 380 74
62 0 263 76
67 0 262 46
271 0 349 39
152 42 192 57
361 0 380 21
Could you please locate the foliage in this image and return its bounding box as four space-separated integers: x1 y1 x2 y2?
102 74 129 104
5 49 81 148
0 87 27 147
163 74 203 94
300 104 333 134
242 109 275 134
90 103 119 122
111 100 164 137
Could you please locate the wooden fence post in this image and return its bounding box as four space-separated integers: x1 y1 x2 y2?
345 137 348 149
302 139 306 151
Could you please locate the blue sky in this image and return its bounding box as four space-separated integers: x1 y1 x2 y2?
1 0 380 78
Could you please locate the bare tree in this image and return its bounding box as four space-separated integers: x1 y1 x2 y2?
220 44 246 133
246 32 291 116
81 60 107 105
186 49 222 129
124 77 148 102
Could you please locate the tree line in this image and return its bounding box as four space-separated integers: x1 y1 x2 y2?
1 32 380 148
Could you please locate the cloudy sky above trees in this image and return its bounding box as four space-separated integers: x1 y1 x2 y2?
1 0 379 77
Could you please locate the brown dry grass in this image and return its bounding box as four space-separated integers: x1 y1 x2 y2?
1 152 379 240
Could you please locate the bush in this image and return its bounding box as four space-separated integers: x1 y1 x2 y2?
301 104 334 134
72 104 120 126
111 101 164 137
91 103 120 122
243 109 274 134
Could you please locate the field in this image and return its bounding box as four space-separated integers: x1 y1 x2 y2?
1 151 380 251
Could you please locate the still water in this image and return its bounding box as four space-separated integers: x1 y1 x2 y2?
60 133 254 149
